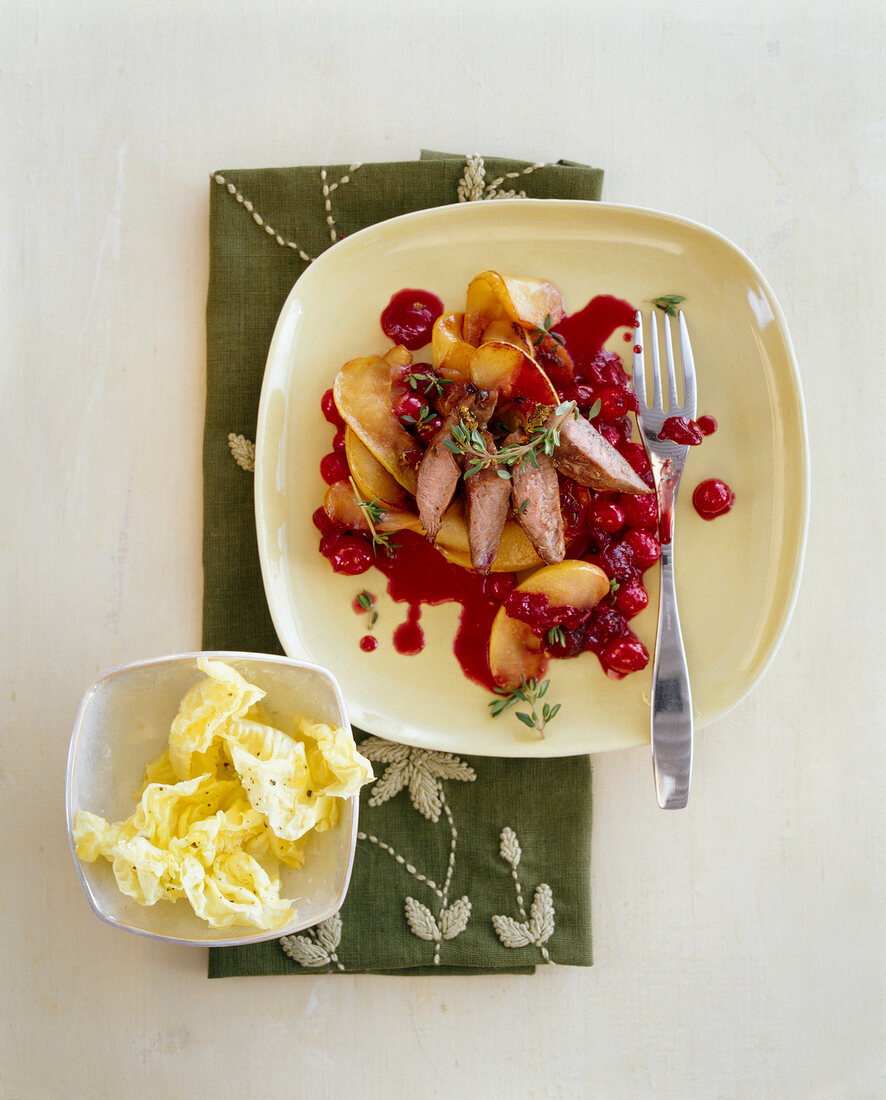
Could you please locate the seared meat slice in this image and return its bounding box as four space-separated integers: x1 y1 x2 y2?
507 432 565 565
434 379 474 417
463 430 511 574
416 389 498 543
434 381 498 421
416 414 462 542
553 411 651 494
463 387 498 428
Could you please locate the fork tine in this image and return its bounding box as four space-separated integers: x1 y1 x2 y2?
663 314 680 411
649 310 663 410
678 311 697 414
632 311 646 407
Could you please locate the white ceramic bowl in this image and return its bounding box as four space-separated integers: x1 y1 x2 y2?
66 651 359 947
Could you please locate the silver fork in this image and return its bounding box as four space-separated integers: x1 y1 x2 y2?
631 310 697 809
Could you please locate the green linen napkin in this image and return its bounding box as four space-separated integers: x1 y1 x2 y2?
204 151 603 976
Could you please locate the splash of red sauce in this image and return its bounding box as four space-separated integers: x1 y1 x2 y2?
380 289 444 350
553 295 636 366
359 635 378 652
315 511 509 690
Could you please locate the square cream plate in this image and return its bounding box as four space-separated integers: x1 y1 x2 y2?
255 200 808 758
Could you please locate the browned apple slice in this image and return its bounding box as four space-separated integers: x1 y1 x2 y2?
431 313 474 381
383 344 413 372
463 271 565 345
469 341 559 404
479 319 533 350
433 502 543 572
488 560 610 690
323 478 420 534
333 356 420 496
344 427 411 509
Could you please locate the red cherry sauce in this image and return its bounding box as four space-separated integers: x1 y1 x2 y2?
314 498 514 687
359 635 378 652
380 289 444 350
693 478 735 520
504 590 649 680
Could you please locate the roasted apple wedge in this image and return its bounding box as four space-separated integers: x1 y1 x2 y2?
433 501 543 573
344 427 412 510
488 560 610 691
431 312 474 381
468 341 559 404
463 271 565 345
333 355 421 495
323 478 419 534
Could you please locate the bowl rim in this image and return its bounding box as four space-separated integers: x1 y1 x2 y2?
65 650 359 947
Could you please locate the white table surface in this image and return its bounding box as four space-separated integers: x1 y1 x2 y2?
4 1 884 1096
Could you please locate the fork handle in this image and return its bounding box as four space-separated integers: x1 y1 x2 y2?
650 542 693 809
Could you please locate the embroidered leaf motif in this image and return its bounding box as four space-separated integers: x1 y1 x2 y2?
358 737 412 765
491 914 534 948
367 760 411 810
499 826 521 869
280 934 332 968
492 826 556 960
359 739 475 821
227 432 255 472
407 762 444 822
439 896 472 940
528 884 555 945
405 897 441 942
315 913 342 954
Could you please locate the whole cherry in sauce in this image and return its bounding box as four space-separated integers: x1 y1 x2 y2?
380 289 444 350
320 451 350 486
321 388 345 427
693 478 735 520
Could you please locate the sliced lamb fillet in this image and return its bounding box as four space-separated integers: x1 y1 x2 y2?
463 430 511 574
507 432 565 565
553 411 651 495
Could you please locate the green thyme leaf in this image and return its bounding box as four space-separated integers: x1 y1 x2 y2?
348 477 397 556
650 294 686 317
488 677 561 738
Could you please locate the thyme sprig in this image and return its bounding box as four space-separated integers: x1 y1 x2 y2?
405 370 452 398
356 589 378 629
348 477 397 556
400 404 437 429
444 400 579 480
529 313 565 348
488 677 561 738
650 294 686 317
546 625 566 647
